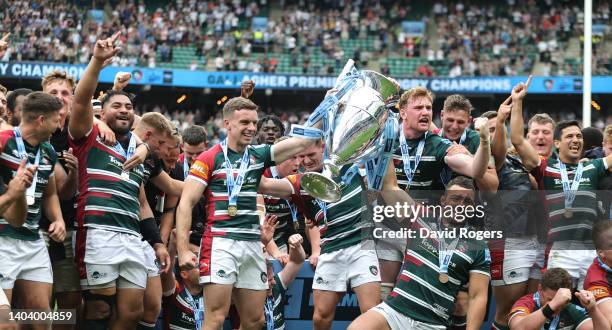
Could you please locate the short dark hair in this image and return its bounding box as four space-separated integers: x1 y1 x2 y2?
481 111 497 120
593 221 612 250
582 127 603 151
541 268 572 291
0 84 6 95
22 92 63 122
7 88 33 112
257 115 285 136
445 176 475 191
554 120 581 140
182 125 207 145
100 90 134 108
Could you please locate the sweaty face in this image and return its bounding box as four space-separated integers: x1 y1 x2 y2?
528 122 554 157
258 120 282 144
597 227 612 268
440 184 475 225
554 125 582 162
9 95 27 126
441 109 471 141
39 111 62 141
276 154 300 178
400 96 433 135
225 109 258 147
0 92 6 117
44 80 73 126
162 144 180 170
183 142 207 165
143 130 167 156
299 143 324 172
102 95 134 135
538 288 557 306
603 140 612 157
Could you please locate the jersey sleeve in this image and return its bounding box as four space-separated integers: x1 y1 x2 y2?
584 264 612 303
509 294 537 322
589 158 608 180
69 124 99 156
469 244 491 277
565 304 590 328
431 134 452 161
187 150 214 187
149 156 164 179
253 144 275 168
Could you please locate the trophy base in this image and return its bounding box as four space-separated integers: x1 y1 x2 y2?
301 172 342 203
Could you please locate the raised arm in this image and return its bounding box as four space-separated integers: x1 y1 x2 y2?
509 288 572 330
258 176 294 199
446 117 491 179
70 32 121 140
272 137 319 164
493 96 512 171
509 77 540 171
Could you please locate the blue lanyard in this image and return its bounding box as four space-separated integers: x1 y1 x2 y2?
399 128 427 188
13 127 41 200
437 220 458 274
113 133 137 160
264 296 275 330
183 154 190 179
558 161 584 210
363 114 398 191
183 288 204 330
270 166 298 224
534 291 561 330
220 139 250 209
598 257 612 273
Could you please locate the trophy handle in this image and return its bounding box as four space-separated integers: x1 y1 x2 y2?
300 172 342 203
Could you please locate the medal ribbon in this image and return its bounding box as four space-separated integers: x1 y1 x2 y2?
558 161 583 211
534 291 561 330
597 257 612 273
13 127 41 202
399 128 427 188
437 220 459 276
183 288 204 330
365 114 398 191
264 296 275 330
183 154 190 179
270 166 298 225
439 129 467 185
220 139 250 211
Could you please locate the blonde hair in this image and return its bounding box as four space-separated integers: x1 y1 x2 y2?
399 86 434 109
41 70 76 91
222 97 258 119
139 112 175 136
604 124 612 143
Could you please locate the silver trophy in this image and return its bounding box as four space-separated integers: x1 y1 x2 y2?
300 69 400 202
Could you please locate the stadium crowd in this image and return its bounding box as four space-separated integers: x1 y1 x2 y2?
0 0 610 76
0 28 610 330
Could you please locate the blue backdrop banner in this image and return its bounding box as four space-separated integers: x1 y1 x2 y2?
1 61 610 94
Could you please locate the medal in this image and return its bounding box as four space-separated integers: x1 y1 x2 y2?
294 222 300 231
26 195 35 206
558 161 583 221
439 273 449 283
121 171 130 181
564 209 573 218
228 205 238 217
